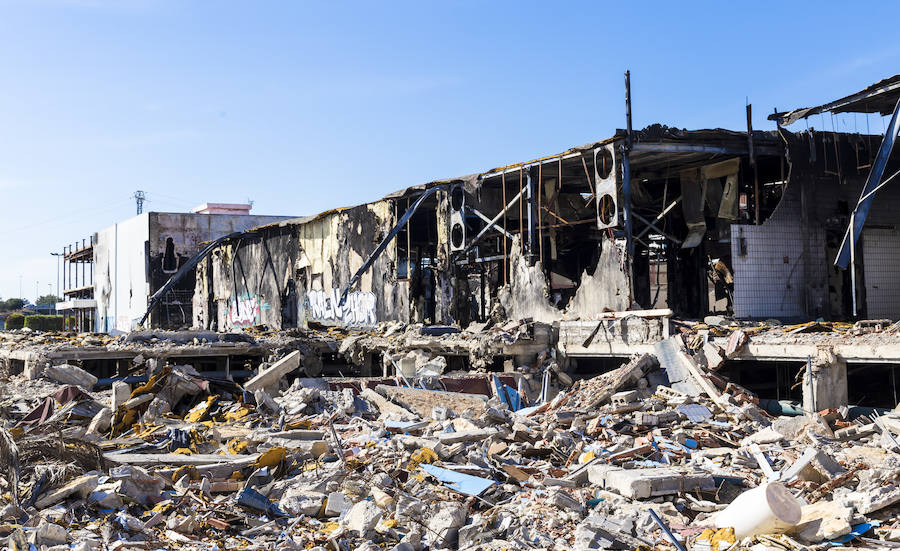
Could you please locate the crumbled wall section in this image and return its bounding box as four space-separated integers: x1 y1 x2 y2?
565 235 630 317
297 201 406 328
497 237 560 323
193 228 298 331
195 200 408 331
434 190 454 324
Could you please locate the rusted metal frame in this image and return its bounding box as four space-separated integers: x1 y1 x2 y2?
632 211 682 245
634 195 682 241
340 185 446 305
579 153 595 205
479 151 583 180
769 77 900 126
623 71 635 289
502 171 508 285
518 168 524 251
463 183 527 253
541 205 570 226
537 163 543 264
526 168 538 264
747 103 761 225
836 95 900 268
466 206 514 240
535 218 595 230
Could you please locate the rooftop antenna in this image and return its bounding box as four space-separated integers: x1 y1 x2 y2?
247 198 254 209
134 190 146 214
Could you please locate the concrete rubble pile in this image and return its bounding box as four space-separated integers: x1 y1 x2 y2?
0 335 899 550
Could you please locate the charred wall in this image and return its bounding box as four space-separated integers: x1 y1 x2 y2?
194 201 409 331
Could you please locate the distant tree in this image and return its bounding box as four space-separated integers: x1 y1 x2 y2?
1 298 25 311
36 294 61 306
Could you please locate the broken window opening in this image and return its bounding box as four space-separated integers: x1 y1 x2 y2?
847 363 900 409
163 237 178 273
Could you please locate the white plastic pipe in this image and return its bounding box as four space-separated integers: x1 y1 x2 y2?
713 482 801 538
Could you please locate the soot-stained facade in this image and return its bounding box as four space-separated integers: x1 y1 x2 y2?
94 211 291 333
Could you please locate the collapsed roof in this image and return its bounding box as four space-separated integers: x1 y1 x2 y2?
770 74 900 126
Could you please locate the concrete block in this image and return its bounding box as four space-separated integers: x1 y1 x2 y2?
35 474 99 508
548 490 582 512
34 520 67 546
702 342 726 370
436 428 499 445
86 407 112 434
633 410 678 426
848 484 900 514
343 500 382 537
426 502 467 548
122 393 154 410
43 364 97 390
604 467 714 499
111 381 131 411
244 350 301 393
324 491 352 517
611 390 639 407
280 489 327 516
834 423 877 441
587 464 622 486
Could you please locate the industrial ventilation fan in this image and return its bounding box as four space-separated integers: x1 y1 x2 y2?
449 183 466 251
594 144 619 229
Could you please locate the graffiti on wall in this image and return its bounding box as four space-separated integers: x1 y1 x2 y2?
305 288 377 327
227 294 261 328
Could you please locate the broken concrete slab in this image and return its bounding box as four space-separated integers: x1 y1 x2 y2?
43 364 97 390
375 384 488 417
603 467 715 499
244 350 301 393
360 387 417 420
34 474 99 509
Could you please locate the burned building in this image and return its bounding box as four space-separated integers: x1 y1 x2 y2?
190 76 900 330
193 127 790 332
182 74 900 410
94 205 292 333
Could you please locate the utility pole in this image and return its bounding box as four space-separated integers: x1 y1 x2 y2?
134 190 146 215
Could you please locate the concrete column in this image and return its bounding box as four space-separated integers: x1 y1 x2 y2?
802 347 848 412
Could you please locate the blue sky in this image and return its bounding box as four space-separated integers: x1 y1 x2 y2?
2 0 899 301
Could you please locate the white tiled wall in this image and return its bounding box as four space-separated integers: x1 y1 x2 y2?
862 228 900 319
731 181 826 320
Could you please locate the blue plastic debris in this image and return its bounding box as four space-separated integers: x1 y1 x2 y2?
827 521 878 545
492 375 523 411
421 464 495 496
